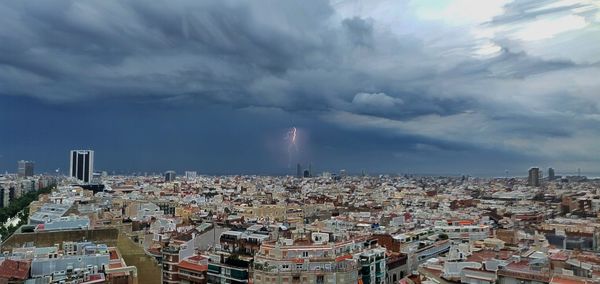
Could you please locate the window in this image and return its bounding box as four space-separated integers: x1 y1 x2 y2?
302 251 309 257
316 275 325 284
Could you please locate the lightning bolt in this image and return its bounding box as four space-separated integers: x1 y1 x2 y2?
291 127 297 144
287 127 298 167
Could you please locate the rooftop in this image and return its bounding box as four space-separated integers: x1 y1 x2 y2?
0 259 31 280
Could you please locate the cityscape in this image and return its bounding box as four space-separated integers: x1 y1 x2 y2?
2 1 600 284
1 152 600 284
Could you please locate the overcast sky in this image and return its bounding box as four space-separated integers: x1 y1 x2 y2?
1 0 600 176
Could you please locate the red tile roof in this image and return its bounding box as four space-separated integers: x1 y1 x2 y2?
109 263 124 269
187 255 206 262
505 260 532 272
551 276 593 284
0 259 31 280
109 249 119 260
467 249 513 262
178 261 208 272
335 254 353 262
549 250 569 261
88 274 103 281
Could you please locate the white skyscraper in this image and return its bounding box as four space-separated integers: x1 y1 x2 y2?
70 150 94 183
185 171 197 180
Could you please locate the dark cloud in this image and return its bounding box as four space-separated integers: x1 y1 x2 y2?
1 0 600 174
342 17 374 47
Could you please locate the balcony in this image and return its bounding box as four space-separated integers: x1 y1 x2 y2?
230 269 249 280
497 269 550 282
208 264 221 274
254 263 359 274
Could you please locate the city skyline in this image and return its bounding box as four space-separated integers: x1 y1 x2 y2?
1 1 600 175
3 2 600 284
2 149 598 178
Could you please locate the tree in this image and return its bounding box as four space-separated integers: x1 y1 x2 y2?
0 185 54 241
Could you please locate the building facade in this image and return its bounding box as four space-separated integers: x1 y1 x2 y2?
17 160 34 177
252 232 385 284
528 167 540 187
165 171 177 182
70 150 94 183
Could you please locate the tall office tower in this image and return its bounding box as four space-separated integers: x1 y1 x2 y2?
185 171 197 180
528 167 540 187
548 168 555 180
70 150 94 183
296 163 302 178
17 160 34 177
165 171 176 182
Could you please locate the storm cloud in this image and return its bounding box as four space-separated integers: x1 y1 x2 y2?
1 0 599 175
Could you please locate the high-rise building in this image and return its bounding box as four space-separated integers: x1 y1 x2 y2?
296 163 302 178
69 150 94 183
17 160 34 177
548 168 555 180
185 171 197 180
165 171 176 182
528 167 540 187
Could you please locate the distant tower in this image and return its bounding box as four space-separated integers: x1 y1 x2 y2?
528 167 540 187
548 168 555 180
185 171 197 180
303 169 310 178
17 160 34 177
308 163 312 177
296 163 302 178
164 171 176 182
70 150 94 183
